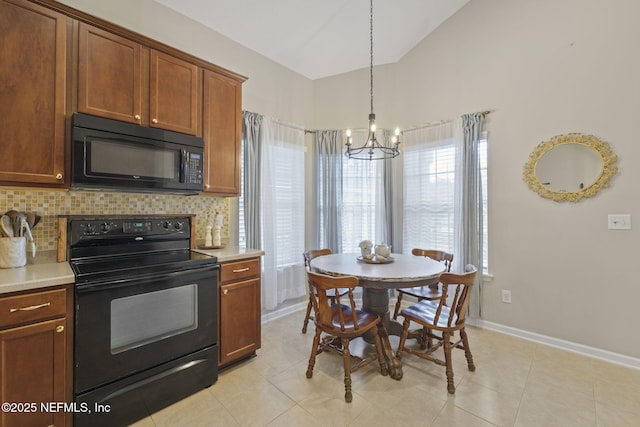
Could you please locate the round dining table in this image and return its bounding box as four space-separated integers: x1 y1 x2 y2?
309 252 445 380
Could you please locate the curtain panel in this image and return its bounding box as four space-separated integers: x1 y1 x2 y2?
314 130 343 253
460 112 485 318
242 111 263 251
260 117 306 310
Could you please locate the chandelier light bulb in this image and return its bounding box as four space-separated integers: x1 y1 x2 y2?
346 129 352 137
370 123 376 132
395 127 401 136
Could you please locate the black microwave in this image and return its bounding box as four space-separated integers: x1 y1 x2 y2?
71 113 204 195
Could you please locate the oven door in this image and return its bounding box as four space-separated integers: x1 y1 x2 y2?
74 265 218 394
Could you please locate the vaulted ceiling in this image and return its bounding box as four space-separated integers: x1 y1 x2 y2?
153 0 470 80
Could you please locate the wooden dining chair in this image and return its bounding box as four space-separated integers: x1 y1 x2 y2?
305 270 388 402
392 249 454 320
301 249 348 333
395 264 477 394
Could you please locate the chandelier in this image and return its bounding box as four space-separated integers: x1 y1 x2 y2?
345 0 401 160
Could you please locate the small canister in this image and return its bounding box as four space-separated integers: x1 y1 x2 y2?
0 237 27 268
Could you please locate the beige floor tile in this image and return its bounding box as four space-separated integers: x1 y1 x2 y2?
297 393 372 427
214 379 296 426
595 401 640 427
593 377 640 416
449 379 521 426
150 389 239 427
432 401 498 427
265 405 325 427
514 388 596 427
134 308 640 427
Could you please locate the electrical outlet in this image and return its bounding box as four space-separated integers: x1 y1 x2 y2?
501 289 512 304
608 214 631 230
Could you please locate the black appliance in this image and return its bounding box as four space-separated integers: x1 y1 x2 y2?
67 215 219 427
71 113 204 194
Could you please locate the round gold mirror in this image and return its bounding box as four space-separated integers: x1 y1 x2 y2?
522 133 618 202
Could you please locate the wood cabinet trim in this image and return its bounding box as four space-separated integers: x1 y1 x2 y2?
0 0 68 186
29 0 247 83
0 288 67 329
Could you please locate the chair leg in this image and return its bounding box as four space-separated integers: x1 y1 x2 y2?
306 328 322 378
392 292 403 320
373 324 388 376
341 337 353 403
460 327 476 372
395 318 411 360
301 297 313 334
443 332 455 394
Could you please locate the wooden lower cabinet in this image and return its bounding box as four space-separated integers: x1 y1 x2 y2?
218 258 261 367
0 286 72 427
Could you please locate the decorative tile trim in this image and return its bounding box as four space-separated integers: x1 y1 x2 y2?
0 189 229 251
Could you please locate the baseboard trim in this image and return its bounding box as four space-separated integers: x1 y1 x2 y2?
467 318 640 371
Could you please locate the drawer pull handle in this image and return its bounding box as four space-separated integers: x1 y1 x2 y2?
232 268 250 273
10 302 51 313
223 289 228 295
56 325 65 333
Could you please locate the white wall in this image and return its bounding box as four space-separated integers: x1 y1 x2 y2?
315 0 640 360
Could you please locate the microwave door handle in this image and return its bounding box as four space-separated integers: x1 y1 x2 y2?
180 150 187 183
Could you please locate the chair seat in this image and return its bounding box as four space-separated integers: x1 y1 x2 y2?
327 305 379 334
401 300 459 330
397 285 441 300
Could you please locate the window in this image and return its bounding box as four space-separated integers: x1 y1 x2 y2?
340 130 385 253
402 122 488 272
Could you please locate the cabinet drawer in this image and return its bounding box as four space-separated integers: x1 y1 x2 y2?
220 258 260 282
0 289 67 329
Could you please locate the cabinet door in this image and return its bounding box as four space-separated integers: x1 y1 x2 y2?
78 23 146 125
219 278 261 366
149 50 199 135
202 70 242 195
0 0 67 186
0 318 67 427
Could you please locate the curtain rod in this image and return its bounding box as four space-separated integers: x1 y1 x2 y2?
304 110 492 135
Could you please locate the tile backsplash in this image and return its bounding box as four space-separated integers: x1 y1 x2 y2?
0 188 229 251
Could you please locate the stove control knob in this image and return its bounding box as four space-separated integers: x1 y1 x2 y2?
85 223 95 234
162 221 172 230
101 222 112 233
174 221 183 231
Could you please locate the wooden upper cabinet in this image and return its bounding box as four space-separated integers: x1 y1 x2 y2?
203 69 242 195
150 50 199 135
0 0 67 186
78 23 145 125
78 23 199 135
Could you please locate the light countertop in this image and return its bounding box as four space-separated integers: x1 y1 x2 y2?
194 245 264 262
0 252 75 295
1 246 263 296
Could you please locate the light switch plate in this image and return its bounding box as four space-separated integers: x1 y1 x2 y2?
608 214 631 230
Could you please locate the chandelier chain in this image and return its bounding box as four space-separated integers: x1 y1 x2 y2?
370 0 374 115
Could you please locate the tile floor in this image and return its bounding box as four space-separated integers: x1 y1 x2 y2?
132 309 640 427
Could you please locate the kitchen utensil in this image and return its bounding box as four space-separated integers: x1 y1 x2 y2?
5 210 21 236
26 212 36 229
33 214 42 229
23 220 36 257
0 215 13 237
17 213 27 237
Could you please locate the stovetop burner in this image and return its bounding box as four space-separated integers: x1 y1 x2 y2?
71 249 217 284
66 215 217 285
